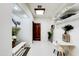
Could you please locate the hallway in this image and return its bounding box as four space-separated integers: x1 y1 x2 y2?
27 41 53 56
0 3 79 56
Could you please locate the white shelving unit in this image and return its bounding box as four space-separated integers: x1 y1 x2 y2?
58 41 75 47
58 41 75 56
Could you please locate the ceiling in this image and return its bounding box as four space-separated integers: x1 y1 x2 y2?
26 3 74 19
64 4 79 13
12 4 28 19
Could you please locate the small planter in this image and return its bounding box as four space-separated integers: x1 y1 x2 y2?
62 25 74 42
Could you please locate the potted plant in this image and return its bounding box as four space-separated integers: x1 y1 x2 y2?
63 24 73 32
48 32 52 39
12 27 20 48
12 27 20 36
62 24 74 42
12 19 21 48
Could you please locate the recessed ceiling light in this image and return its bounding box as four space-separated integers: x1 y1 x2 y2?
14 4 21 11
14 6 18 10
22 14 28 18
34 5 45 15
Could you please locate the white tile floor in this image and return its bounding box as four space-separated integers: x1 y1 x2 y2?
27 41 55 56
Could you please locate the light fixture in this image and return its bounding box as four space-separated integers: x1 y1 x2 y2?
34 5 45 15
22 14 28 18
13 4 21 11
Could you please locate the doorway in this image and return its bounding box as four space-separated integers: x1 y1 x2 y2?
33 22 41 41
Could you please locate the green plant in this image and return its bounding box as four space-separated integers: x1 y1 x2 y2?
48 32 52 39
12 27 20 36
63 24 74 32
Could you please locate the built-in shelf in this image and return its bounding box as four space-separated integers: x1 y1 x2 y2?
58 41 75 56
12 42 26 56
58 41 75 47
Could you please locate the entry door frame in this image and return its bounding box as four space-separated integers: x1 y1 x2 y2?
33 22 41 41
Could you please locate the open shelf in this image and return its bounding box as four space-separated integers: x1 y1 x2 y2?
58 41 75 47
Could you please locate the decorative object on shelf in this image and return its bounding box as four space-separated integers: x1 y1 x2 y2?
63 24 73 31
12 18 21 27
62 24 74 42
12 38 16 48
57 46 65 56
12 18 21 36
53 49 56 53
12 27 20 36
48 25 55 43
12 18 21 48
12 27 20 48
48 32 52 39
57 51 65 56
51 25 55 32
12 36 17 48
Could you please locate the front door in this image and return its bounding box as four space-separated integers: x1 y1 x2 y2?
33 22 41 41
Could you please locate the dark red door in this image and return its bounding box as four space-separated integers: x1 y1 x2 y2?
33 22 41 41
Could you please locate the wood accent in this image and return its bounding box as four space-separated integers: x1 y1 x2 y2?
33 22 41 41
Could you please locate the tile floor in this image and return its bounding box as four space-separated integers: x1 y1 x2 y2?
27 41 56 56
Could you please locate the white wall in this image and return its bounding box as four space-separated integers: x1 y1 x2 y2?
18 3 34 20
34 18 54 42
17 17 32 47
54 13 79 56
0 4 12 56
